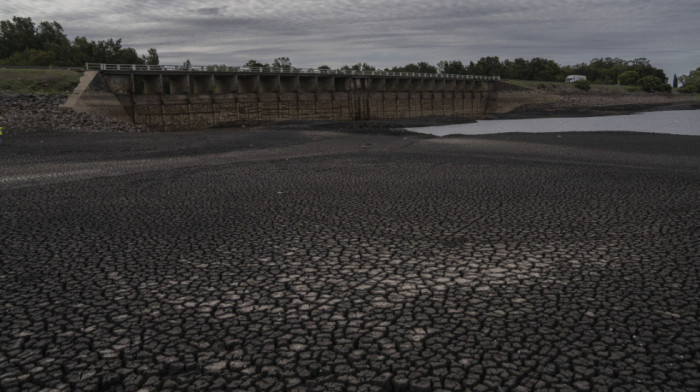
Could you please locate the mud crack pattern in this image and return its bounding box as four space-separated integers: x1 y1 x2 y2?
1 131 698 391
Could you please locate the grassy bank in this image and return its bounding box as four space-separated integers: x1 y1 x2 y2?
502 79 641 92
0 67 82 94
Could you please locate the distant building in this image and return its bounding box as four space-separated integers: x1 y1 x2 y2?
565 75 587 83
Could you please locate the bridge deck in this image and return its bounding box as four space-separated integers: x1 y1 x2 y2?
86 63 500 81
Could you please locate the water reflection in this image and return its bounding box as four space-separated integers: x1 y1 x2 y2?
410 110 700 137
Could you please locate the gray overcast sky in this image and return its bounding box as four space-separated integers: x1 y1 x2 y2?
3 0 699 78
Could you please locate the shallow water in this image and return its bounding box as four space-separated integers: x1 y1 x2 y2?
409 110 700 137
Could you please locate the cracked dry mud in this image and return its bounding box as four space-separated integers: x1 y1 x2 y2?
1 130 699 391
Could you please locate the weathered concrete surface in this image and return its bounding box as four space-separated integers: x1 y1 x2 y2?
62 71 497 130
1 130 699 391
60 71 132 122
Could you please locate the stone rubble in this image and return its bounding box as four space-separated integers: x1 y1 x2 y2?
0 93 150 134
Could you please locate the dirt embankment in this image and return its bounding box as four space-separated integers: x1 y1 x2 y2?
494 84 700 118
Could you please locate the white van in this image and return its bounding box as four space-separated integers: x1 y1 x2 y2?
565 75 587 83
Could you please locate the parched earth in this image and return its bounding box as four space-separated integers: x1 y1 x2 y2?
0 129 698 391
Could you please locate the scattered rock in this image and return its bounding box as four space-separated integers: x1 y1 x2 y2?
0 93 151 135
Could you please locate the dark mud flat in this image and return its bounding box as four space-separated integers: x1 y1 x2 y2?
1 129 699 391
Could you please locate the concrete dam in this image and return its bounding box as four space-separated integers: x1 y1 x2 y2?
64 64 503 130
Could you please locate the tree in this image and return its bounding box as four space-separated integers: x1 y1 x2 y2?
563 57 666 85
678 67 700 93
182 59 191 70
342 63 376 72
272 57 291 70
36 21 69 50
390 62 436 74
437 60 466 75
467 56 504 77
503 58 529 79
525 57 561 81
0 16 37 59
142 48 159 65
618 70 640 85
638 75 671 93
1 16 152 66
69 37 142 65
630 57 666 81
243 59 265 69
415 62 437 73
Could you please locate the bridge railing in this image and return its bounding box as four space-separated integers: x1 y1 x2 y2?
85 63 500 81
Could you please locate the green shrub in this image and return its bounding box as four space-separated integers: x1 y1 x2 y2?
679 84 700 93
678 67 700 93
618 70 639 85
573 79 591 91
638 76 671 93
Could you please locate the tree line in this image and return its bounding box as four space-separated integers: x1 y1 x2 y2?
240 56 682 93
4 16 697 93
0 16 158 67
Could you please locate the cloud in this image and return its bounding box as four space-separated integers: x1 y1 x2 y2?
2 0 699 76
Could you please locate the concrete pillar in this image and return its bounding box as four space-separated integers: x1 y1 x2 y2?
104 75 132 93
238 75 259 94
369 78 385 91
260 75 280 93
410 79 423 91
143 75 163 94
214 75 237 93
422 79 435 91
397 79 411 91
168 75 189 94
299 76 318 92
192 75 214 94
385 78 398 91
435 79 446 91
333 77 350 92
280 75 299 93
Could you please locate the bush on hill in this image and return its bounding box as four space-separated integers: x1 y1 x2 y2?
0 16 158 67
638 76 671 93
678 67 700 93
573 79 591 91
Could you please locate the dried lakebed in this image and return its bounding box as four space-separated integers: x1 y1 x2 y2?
1 130 699 391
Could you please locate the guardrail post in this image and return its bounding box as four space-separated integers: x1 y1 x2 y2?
81 63 499 83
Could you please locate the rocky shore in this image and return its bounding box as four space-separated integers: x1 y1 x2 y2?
0 93 149 134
